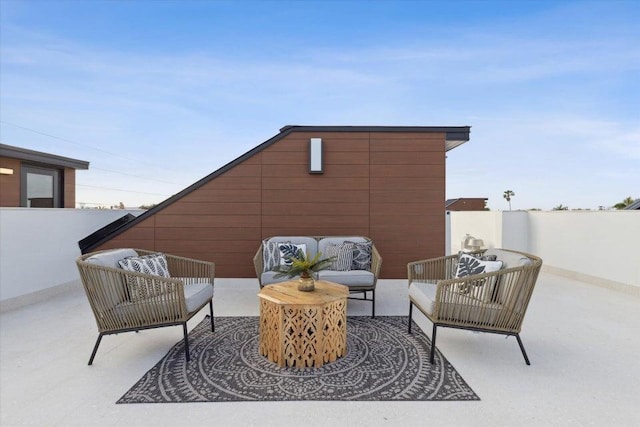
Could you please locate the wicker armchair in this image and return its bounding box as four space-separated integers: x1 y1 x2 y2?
407 248 542 364
76 248 215 365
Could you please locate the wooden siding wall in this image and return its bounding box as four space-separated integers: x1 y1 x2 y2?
0 157 78 208
447 199 486 211
0 156 21 206
97 131 447 278
63 168 76 208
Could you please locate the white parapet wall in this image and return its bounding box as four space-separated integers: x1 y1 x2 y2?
0 208 143 310
449 210 640 293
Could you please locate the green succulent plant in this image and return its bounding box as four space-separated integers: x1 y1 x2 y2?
274 251 335 279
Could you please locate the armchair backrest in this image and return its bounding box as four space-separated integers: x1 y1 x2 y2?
79 249 139 311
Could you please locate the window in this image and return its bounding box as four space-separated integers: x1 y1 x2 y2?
20 165 62 208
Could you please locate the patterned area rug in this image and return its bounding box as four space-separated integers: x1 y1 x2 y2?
118 316 479 403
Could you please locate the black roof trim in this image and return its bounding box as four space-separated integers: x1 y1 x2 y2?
0 143 90 169
83 125 470 252
279 125 470 142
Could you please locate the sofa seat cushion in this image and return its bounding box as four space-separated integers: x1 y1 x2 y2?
317 270 375 288
409 280 503 326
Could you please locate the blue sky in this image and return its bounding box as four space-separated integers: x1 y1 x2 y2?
1 0 638 210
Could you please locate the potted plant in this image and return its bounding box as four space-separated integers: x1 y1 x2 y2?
274 251 335 292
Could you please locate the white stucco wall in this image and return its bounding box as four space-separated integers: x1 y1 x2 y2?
449 211 503 253
0 208 143 302
527 211 639 287
449 210 640 289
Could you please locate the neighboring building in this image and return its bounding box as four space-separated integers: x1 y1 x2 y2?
624 199 640 210
88 125 470 278
0 144 89 208
445 198 487 211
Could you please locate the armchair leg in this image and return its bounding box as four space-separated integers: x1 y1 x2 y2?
88 333 104 366
371 289 375 318
515 334 531 365
183 323 190 362
430 324 437 364
408 302 413 334
209 300 215 332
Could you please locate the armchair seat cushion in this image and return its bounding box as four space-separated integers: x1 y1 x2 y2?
110 281 213 321
409 281 503 326
184 282 214 313
408 281 438 315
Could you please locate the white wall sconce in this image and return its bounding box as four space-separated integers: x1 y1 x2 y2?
0 168 14 175
309 138 323 174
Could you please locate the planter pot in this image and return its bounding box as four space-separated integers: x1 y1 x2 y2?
297 277 315 292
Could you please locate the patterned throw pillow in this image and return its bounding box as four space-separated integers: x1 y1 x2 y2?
346 240 372 270
262 241 282 272
451 251 497 277
455 253 503 298
324 243 355 271
455 253 503 278
278 243 307 267
118 253 171 301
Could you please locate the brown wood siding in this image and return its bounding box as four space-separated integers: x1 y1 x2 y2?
97 130 449 279
447 198 487 211
0 157 20 207
368 133 446 278
64 168 75 208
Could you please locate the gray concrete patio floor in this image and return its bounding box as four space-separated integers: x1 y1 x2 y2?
1 272 639 426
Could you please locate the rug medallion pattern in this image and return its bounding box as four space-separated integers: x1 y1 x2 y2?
118 316 479 403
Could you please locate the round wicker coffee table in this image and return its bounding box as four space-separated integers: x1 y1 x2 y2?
258 280 348 368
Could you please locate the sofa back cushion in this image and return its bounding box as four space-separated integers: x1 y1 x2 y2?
319 236 372 271
262 237 319 272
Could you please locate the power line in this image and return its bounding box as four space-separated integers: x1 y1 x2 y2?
0 120 185 172
76 184 171 196
90 166 186 186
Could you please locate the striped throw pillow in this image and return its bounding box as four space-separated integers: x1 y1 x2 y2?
118 253 171 301
324 243 355 271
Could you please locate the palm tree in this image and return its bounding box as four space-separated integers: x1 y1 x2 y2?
503 190 515 211
613 196 635 210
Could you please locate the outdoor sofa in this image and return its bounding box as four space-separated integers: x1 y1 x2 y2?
253 236 382 316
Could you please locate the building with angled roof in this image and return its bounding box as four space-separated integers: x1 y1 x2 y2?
87 125 470 278
0 143 89 208
445 198 488 211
